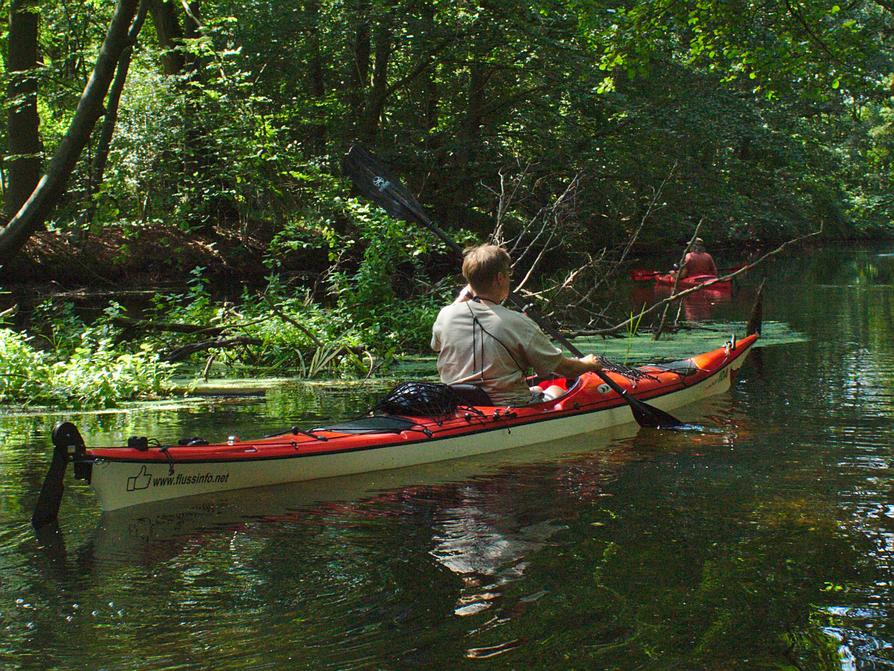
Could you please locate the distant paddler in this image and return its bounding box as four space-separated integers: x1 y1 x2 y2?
676 237 717 279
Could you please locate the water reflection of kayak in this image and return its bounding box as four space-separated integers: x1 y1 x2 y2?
39 335 757 514
630 268 736 292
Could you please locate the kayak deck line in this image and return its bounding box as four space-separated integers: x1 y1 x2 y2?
32 333 757 521
83 366 723 464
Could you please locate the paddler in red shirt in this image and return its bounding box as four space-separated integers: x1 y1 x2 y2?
678 237 717 279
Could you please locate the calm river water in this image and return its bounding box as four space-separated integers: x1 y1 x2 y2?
1 245 892 670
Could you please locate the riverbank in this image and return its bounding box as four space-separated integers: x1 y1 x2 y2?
0 318 808 415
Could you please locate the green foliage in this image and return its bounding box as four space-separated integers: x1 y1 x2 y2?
2 0 894 408
109 244 441 382
1 294 173 408
326 199 444 349
0 329 50 403
47 339 173 408
0 326 173 408
10 0 890 255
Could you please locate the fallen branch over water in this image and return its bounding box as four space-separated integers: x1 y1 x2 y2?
112 317 230 336
112 315 274 337
163 337 263 362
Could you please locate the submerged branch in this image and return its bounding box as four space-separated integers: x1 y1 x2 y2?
112 317 231 336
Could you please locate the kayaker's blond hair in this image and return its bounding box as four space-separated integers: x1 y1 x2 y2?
462 244 511 293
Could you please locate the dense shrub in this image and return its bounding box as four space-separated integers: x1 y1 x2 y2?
0 328 173 408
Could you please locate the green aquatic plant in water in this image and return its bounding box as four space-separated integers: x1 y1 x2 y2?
623 305 647 364
577 321 809 365
0 328 173 409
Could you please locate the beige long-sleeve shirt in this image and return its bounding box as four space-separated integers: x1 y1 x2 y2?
431 298 564 406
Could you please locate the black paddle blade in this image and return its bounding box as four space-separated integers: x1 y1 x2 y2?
596 369 684 429
624 392 686 429
342 144 428 224
342 143 462 256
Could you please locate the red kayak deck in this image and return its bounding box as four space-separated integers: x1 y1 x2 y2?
653 273 731 291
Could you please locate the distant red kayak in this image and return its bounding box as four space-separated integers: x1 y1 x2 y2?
630 265 743 291
653 273 733 291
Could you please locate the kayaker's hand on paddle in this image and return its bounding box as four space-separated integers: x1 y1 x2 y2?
555 354 603 377
580 354 604 372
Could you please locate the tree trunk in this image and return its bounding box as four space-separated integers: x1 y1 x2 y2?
3 0 43 224
179 0 211 231
149 0 207 229
450 62 489 227
360 13 393 143
305 0 326 155
461 63 487 166
348 0 371 137
0 0 141 272
88 1 149 204
149 0 185 75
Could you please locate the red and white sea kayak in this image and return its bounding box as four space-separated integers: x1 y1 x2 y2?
39 334 757 513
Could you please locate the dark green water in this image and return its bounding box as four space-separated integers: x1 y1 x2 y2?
2 245 892 670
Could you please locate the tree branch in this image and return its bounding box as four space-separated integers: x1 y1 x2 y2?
0 0 141 271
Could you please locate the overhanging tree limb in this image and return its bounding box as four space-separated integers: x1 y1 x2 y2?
0 0 141 272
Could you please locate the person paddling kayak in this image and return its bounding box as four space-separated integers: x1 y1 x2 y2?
678 237 717 279
431 244 604 406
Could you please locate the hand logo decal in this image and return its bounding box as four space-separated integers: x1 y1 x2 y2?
127 466 152 492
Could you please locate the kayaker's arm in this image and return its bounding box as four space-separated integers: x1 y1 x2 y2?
554 354 604 378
